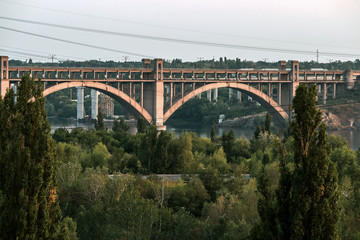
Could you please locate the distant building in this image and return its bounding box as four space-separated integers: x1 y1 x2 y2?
98 93 114 118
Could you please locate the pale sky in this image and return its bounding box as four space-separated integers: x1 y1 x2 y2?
0 0 359 63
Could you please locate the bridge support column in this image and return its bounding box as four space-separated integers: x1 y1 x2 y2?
278 83 281 105
170 82 173 106
344 70 354 89
141 82 144 106
229 88 232 100
91 89 99 119
181 83 184 98
280 82 298 116
237 91 241 103
214 88 218 101
207 90 211 101
76 86 85 120
0 56 9 97
323 83 327 104
154 59 165 129
332 83 336 99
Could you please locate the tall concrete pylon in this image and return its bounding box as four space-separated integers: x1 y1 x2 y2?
213 88 218 101
76 86 85 120
91 89 99 119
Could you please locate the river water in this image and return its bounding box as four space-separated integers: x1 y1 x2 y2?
49 119 360 150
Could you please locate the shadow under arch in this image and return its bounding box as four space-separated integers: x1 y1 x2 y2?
163 82 289 123
43 81 152 123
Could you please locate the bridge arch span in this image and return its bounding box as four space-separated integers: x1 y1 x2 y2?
43 82 152 123
163 82 289 123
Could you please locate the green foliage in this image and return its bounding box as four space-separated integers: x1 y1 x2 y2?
94 112 104 131
43 84 360 240
290 84 340 240
210 122 216 142
0 75 72 239
137 116 147 133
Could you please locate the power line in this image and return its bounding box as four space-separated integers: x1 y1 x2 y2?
0 16 359 58
0 45 88 61
0 26 154 58
1 1 358 51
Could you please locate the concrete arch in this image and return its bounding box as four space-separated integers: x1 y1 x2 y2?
43 81 152 123
163 82 289 123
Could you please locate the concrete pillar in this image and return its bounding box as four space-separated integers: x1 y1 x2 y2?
170 82 173 106
332 83 336 99
141 82 144 106
76 87 85 120
237 91 241 103
213 88 218 101
323 83 327 104
181 83 184 98
278 83 281 105
0 56 9 97
129 82 132 98
207 90 211 101
229 88 233 101
91 89 99 119
344 70 354 89
154 59 165 128
132 82 136 99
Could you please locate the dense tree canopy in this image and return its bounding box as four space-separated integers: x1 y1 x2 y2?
0 75 74 239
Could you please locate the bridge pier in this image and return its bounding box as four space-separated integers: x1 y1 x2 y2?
0 56 9 97
207 90 211 101
237 91 242 102
76 87 85 120
213 88 218 101
91 89 99 119
323 83 327 104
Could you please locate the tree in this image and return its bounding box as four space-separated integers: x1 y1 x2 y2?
210 123 216 142
289 84 339 240
250 153 277 240
137 116 147 133
264 113 271 134
0 75 65 239
94 111 104 131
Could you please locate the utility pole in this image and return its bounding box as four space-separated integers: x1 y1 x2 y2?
316 49 319 63
123 56 129 62
197 57 203 68
49 54 56 63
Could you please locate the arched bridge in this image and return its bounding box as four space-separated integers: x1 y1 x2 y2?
1 56 358 128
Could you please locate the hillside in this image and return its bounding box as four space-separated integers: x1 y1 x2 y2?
322 89 360 130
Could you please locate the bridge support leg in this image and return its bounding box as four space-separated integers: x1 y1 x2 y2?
76 86 85 120
332 83 336 99
154 59 165 129
280 82 298 116
229 88 232 100
278 83 281 104
237 91 241 103
0 56 9 97
323 83 327 104
214 88 218 101
170 82 173 106
91 89 98 119
207 90 211 101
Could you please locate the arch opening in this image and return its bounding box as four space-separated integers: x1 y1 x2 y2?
163 82 289 123
43 82 152 123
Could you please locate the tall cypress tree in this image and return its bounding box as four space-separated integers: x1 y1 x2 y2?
0 75 62 239
94 111 104 131
289 84 339 240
